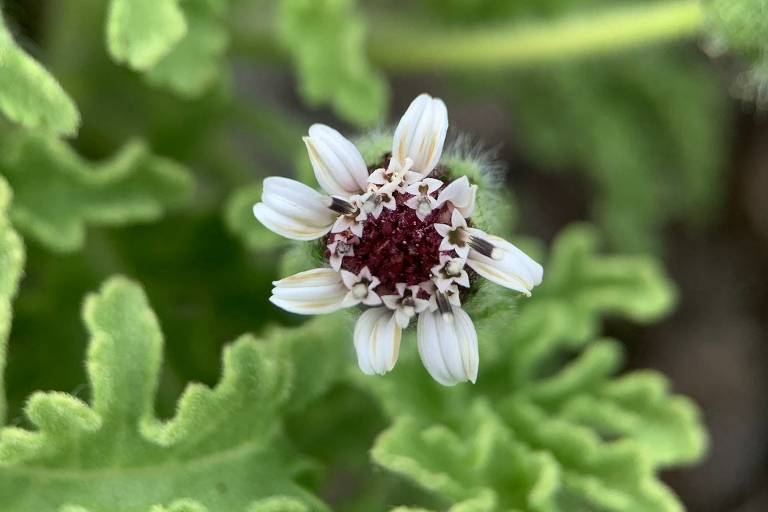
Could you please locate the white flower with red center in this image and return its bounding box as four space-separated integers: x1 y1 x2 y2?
253 93 543 386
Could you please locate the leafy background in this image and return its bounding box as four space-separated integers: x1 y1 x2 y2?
0 0 767 510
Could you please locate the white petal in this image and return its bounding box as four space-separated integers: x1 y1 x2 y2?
253 203 333 241
413 297 430 313
270 268 347 314
354 308 402 375
391 94 449 177
368 169 388 185
434 223 451 237
466 234 543 295
417 307 478 386
305 124 368 196
262 177 331 220
340 269 358 289
253 177 336 240
362 291 383 306
461 185 478 218
436 176 477 217
382 294 401 309
349 221 365 237
439 237 455 252
329 253 343 271
450 208 467 229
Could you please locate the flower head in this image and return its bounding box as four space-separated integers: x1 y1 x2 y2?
253 93 543 385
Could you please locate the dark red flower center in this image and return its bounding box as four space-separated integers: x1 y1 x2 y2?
324 157 479 297
334 193 452 296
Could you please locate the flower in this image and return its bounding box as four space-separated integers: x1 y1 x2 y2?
253 93 543 386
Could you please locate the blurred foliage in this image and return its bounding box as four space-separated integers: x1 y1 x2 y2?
0 132 193 252
0 277 336 511
277 0 387 127
107 0 229 97
0 0 752 509
505 51 727 253
0 177 25 424
705 0 768 100
365 225 702 512
0 11 79 136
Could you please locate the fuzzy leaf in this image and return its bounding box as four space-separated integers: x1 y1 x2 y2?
372 401 559 511
523 340 707 468
106 0 187 70
371 345 704 511
0 277 330 511
277 0 388 127
0 12 80 136
146 0 230 97
525 223 676 346
0 177 25 424
507 51 726 252
367 225 703 511
0 132 194 252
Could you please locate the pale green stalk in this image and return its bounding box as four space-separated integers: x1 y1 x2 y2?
368 0 705 70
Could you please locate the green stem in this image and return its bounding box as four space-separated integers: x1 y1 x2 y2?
367 0 705 70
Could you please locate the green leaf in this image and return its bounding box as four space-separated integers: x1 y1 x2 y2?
106 0 187 70
0 177 25 424
0 132 194 252
371 347 703 511
366 224 703 511
500 398 684 512
524 340 707 468
0 277 329 511
372 401 558 511
147 0 230 98
527 223 676 346
277 0 388 127
507 51 726 252
0 12 80 136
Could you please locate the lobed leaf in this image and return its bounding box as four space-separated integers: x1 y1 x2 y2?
106 0 187 70
146 0 230 98
507 51 726 252
366 224 703 511
523 223 676 346
0 277 333 511
277 0 388 127
0 132 194 252
0 12 80 136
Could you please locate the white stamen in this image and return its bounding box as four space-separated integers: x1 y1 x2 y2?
352 283 369 299
445 260 463 276
417 198 432 217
